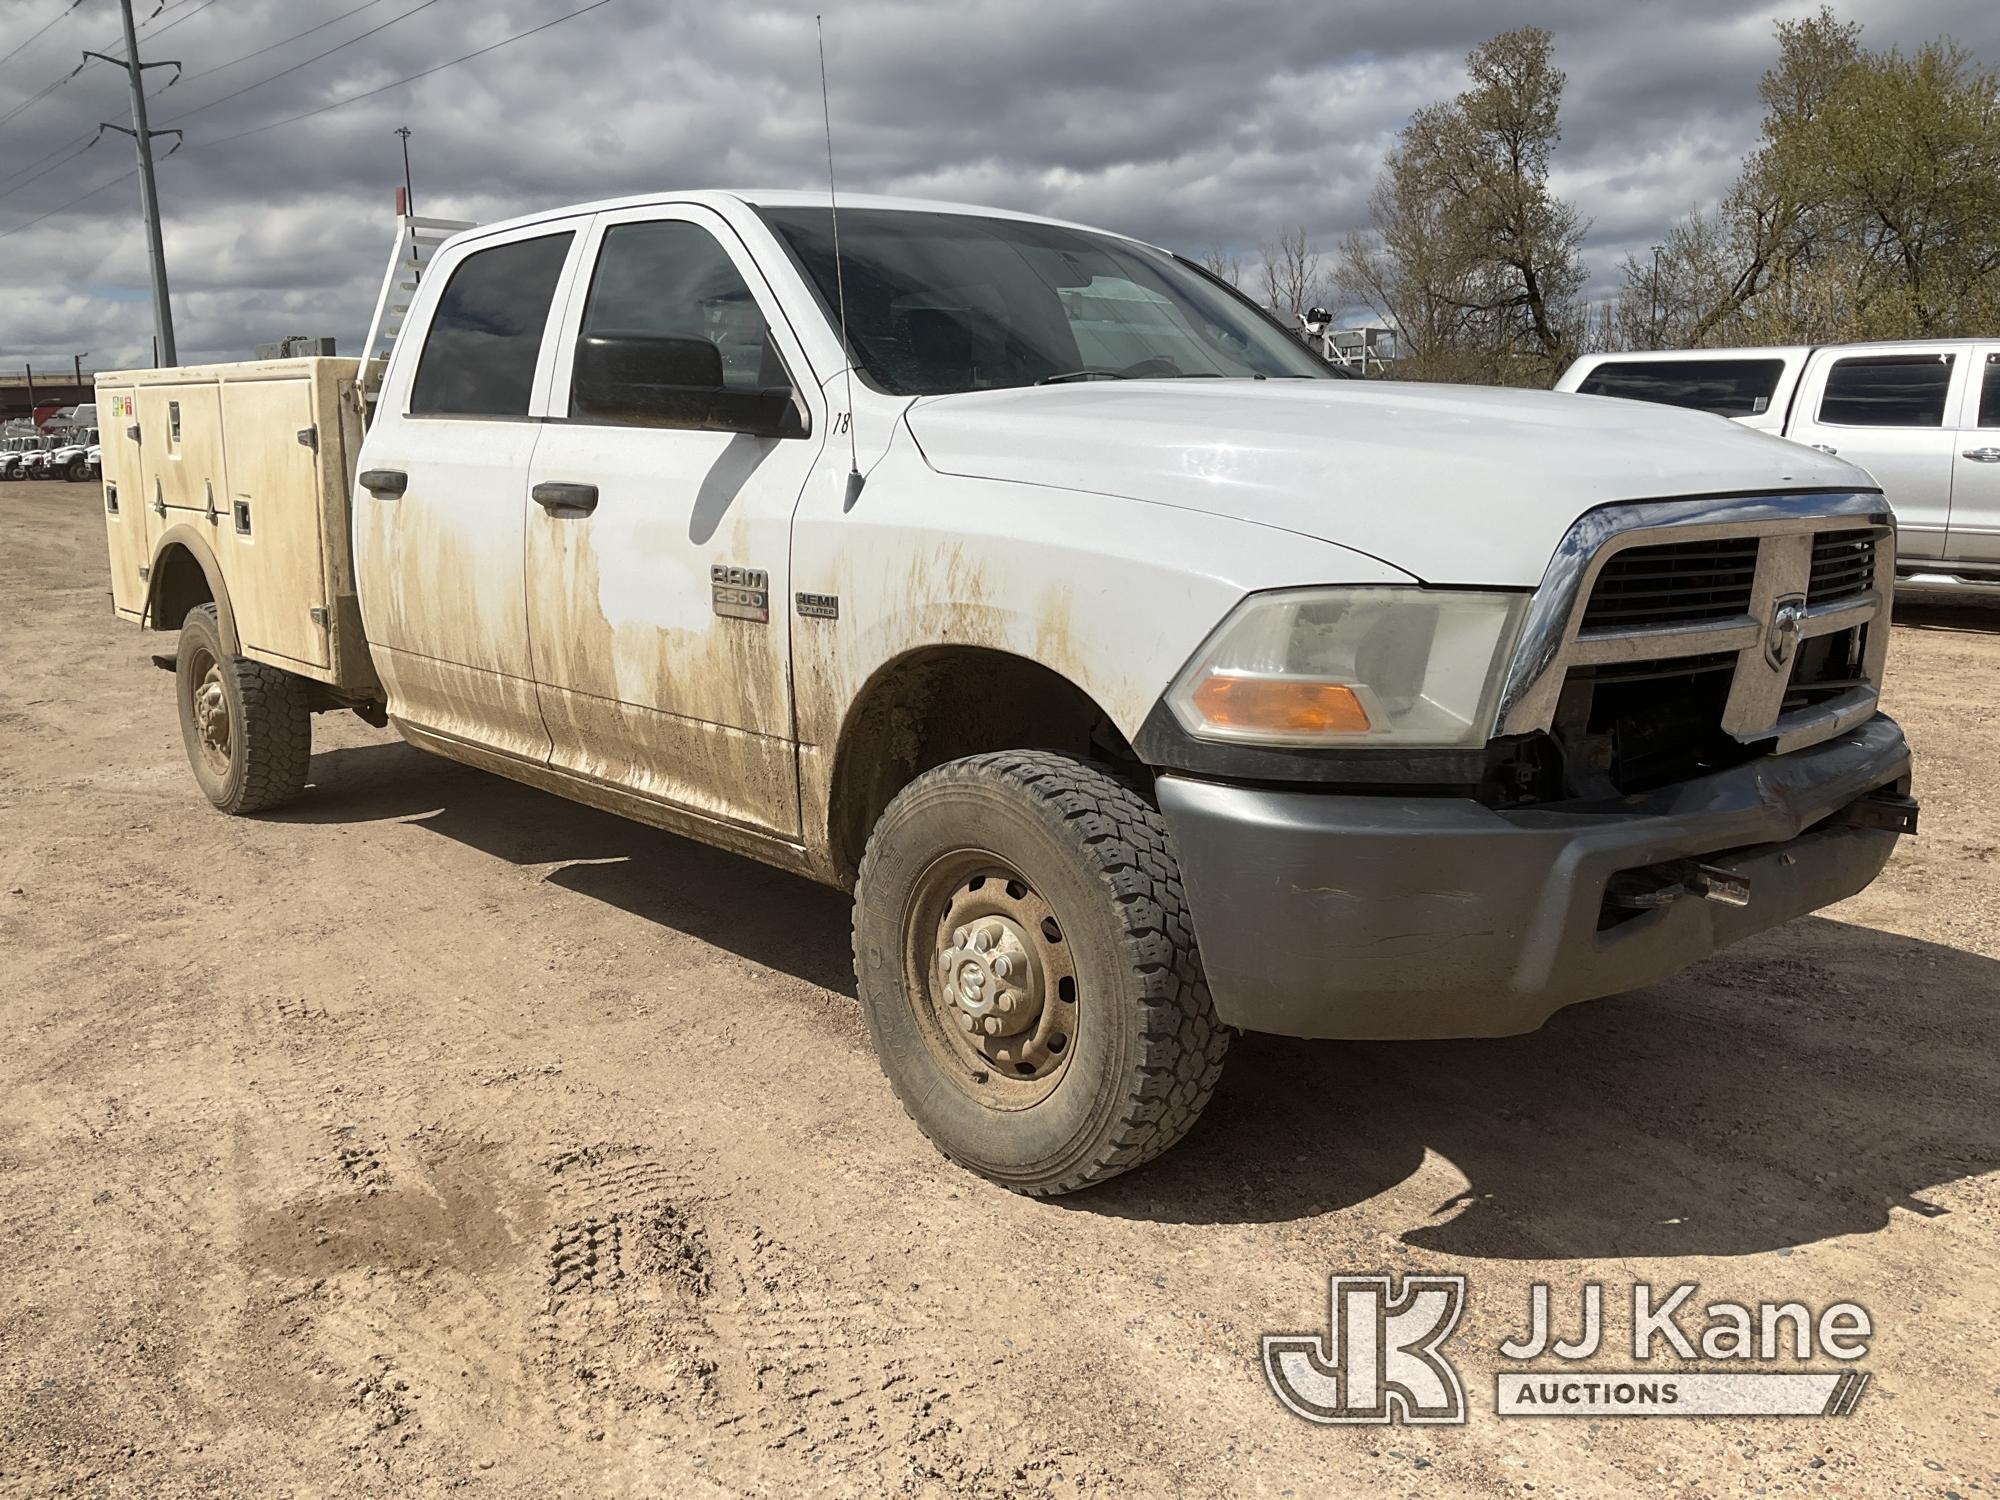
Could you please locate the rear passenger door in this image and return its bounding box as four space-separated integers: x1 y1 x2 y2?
1786 347 1965 562
1946 347 2000 566
353 221 587 763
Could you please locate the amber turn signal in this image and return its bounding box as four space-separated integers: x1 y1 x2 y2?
1188 675 1372 734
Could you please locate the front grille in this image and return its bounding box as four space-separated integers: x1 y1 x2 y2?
1579 537 1759 632
1807 529 1877 605
1521 512 1890 798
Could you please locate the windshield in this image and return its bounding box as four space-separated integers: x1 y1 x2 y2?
758 207 1338 395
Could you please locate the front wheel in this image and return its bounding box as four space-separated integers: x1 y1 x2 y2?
175 603 313 814
65 458 88 482
853 750 1229 1196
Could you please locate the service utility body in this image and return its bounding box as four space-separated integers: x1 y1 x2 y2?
97 191 1918 1194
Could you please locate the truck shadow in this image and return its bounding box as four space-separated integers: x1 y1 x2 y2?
282 738 857 996
1893 598 2000 634
288 738 1999 1260
1080 918 2000 1257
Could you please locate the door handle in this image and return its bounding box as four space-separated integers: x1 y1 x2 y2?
359 467 408 497
1810 443 1838 455
1963 447 2000 463
532 481 598 516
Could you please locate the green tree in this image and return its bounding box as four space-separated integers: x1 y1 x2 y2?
1337 26 1589 384
1629 8 2000 345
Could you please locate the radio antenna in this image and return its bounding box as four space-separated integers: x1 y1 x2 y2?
816 14 864 509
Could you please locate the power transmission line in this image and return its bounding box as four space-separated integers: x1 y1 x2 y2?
159 0 447 126
0 58 84 131
0 0 215 159
0 0 87 79
197 1 614 148
0 133 99 204
179 0 395 85
0 0 617 243
111 0 224 55
0 165 134 240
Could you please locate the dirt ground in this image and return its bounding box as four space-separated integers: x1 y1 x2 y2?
1 477 1996 1499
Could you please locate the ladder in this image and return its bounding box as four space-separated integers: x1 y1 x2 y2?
359 212 476 395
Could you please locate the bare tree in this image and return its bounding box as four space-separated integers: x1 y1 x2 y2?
1258 226 1324 324
1198 245 1245 288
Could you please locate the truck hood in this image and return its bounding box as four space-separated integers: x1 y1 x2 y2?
903 379 1869 586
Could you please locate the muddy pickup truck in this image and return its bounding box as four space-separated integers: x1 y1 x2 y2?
98 190 1918 1195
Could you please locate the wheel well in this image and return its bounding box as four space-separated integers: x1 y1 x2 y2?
826 646 1142 885
148 542 214 632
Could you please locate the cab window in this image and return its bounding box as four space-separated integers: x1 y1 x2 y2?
1575 358 1787 418
411 232 574 418
1817 352 1954 427
571 219 782 403
1975 352 2000 429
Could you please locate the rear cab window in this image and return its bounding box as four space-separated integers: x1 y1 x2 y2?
1816 352 1955 427
1976 352 2000 429
411 232 576 418
1574 359 1787 418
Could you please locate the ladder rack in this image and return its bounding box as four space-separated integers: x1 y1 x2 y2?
359 213 475 396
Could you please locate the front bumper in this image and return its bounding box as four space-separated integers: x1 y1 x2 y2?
1157 714 1912 1040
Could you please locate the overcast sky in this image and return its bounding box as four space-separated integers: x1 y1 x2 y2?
1 0 1996 370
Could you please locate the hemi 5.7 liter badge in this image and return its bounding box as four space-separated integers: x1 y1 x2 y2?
711 565 770 623
796 592 839 620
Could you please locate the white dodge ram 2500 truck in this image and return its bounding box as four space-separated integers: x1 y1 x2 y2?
99 191 1918 1195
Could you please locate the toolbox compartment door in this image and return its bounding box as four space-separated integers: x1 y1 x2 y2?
214 377 330 671
97 386 148 619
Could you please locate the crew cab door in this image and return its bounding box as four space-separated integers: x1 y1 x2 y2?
1946 347 2000 566
352 220 586 761
1786 346 1965 562
523 205 825 838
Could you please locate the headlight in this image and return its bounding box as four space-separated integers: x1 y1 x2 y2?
1166 587 1528 748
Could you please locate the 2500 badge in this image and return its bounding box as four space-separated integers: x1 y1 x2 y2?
711 564 770 623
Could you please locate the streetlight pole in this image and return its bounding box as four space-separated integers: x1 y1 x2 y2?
84 0 183 367
395 125 415 217
1649 244 1665 347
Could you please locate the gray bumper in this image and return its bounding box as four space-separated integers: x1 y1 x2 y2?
1157 715 1912 1040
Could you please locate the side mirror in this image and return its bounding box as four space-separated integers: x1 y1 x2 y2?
571 331 805 438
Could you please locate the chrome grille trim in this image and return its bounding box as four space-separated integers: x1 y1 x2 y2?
1497 491 1895 756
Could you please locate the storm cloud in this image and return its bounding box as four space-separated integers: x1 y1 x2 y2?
1 0 1996 368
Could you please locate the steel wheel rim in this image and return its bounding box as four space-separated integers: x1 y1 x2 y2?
189 649 232 779
905 849 1078 1110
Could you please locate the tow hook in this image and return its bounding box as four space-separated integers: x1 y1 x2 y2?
1606 859 1751 913
1831 790 1920 836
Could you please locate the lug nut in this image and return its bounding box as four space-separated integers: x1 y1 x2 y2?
982 1016 1001 1035
972 929 992 952
953 927 969 948
959 1013 975 1032
992 954 1012 979
997 993 1016 1014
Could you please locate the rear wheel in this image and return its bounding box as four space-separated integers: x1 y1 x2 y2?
853 750 1229 1196
175 603 312 814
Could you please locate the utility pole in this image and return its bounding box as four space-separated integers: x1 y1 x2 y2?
74 353 86 387
394 125 415 217
24 364 37 417
84 0 183 367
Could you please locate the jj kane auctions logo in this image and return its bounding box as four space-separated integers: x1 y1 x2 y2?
1264 1275 1872 1424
